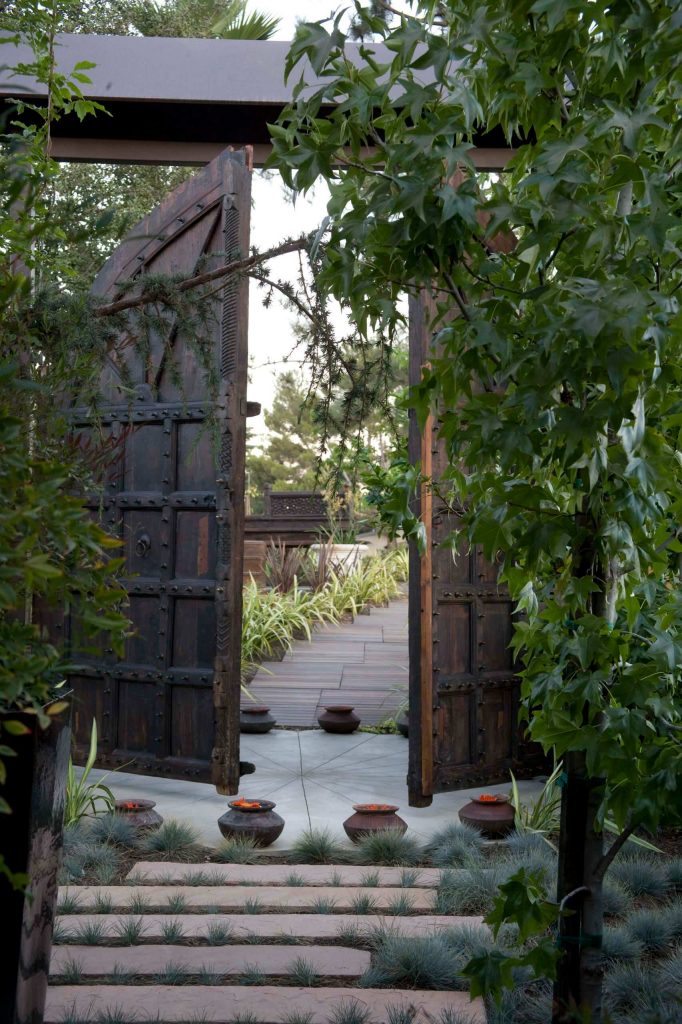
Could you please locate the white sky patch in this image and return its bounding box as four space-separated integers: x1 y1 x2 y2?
246 2 349 440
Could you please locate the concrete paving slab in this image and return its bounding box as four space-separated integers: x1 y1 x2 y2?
54 913 485 942
50 944 371 979
45 985 486 1023
126 863 444 888
59 885 438 913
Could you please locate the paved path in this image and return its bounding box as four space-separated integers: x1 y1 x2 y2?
48 865 488 1023
248 598 409 727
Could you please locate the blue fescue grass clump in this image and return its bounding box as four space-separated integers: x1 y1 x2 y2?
88 814 139 849
59 831 122 885
213 837 260 864
601 925 644 963
624 906 675 953
352 830 423 867
602 878 630 918
139 819 203 862
608 854 671 900
434 864 517 916
666 857 682 891
483 980 553 1024
605 960 664 1016
425 822 486 868
358 933 468 990
290 828 348 865
503 831 554 859
661 900 682 939
655 948 682 1003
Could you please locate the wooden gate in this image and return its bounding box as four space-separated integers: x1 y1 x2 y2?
68 148 250 794
407 294 545 806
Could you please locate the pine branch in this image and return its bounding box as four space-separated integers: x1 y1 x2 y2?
92 237 309 318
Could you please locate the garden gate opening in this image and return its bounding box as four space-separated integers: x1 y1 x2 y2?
2 33 540 803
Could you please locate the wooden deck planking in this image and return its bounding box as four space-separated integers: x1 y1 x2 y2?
247 598 408 728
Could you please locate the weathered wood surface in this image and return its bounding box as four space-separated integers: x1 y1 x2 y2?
408 286 547 805
69 149 251 793
1 710 70 1024
248 598 408 727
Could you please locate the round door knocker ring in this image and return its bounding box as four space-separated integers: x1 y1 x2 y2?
135 532 152 558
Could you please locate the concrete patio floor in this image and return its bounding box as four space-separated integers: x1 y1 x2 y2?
89 729 545 848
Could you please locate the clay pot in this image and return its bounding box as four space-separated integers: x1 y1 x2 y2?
240 706 276 734
458 794 515 838
317 705 360 734
114 799 163 831
396 710 409 738
218 798 284 847
343 803 408 843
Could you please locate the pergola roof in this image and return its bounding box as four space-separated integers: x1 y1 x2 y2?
0 34 512 167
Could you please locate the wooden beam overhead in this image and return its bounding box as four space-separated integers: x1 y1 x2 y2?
1 34 515 168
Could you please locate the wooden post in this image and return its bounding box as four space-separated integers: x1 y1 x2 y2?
0 708 71 1024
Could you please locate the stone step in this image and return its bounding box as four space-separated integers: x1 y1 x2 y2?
55 913 484 943
126 863 443 888
59 885 436 914
45 985 486 1023
50 944 370 980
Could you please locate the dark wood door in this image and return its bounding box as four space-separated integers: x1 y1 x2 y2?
68 148 250 794
407 293 545 806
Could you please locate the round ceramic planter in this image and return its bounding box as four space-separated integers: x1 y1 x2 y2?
458 794 515 838
218 798 284 847
317 705 360 734
343 803 408 843
114 799 163 831
240 706 276 734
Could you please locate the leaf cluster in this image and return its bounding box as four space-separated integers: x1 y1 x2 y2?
270 0 682 834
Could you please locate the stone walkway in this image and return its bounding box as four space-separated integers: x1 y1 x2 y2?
48 862 488 1023
248 598 408 727
95 733 543 848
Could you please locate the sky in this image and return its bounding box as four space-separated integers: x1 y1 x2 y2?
242 1 351 442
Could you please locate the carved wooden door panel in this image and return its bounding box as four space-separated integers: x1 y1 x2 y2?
407 293 545 806
68 148 250 794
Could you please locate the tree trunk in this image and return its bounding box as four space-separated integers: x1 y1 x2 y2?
0 706 71 1024
552 751 605 1024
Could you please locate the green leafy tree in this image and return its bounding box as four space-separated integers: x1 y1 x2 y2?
0 0 129 895
35 0 279 290
271 3 682 1021
58 0 279 40
247 371 321 501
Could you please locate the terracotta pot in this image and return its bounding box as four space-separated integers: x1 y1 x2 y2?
317 705 360 734
458 794 515 838
218 798 284 847
114 798 163 831
240 706 276 734
396 710 409 738
343 803 408 842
